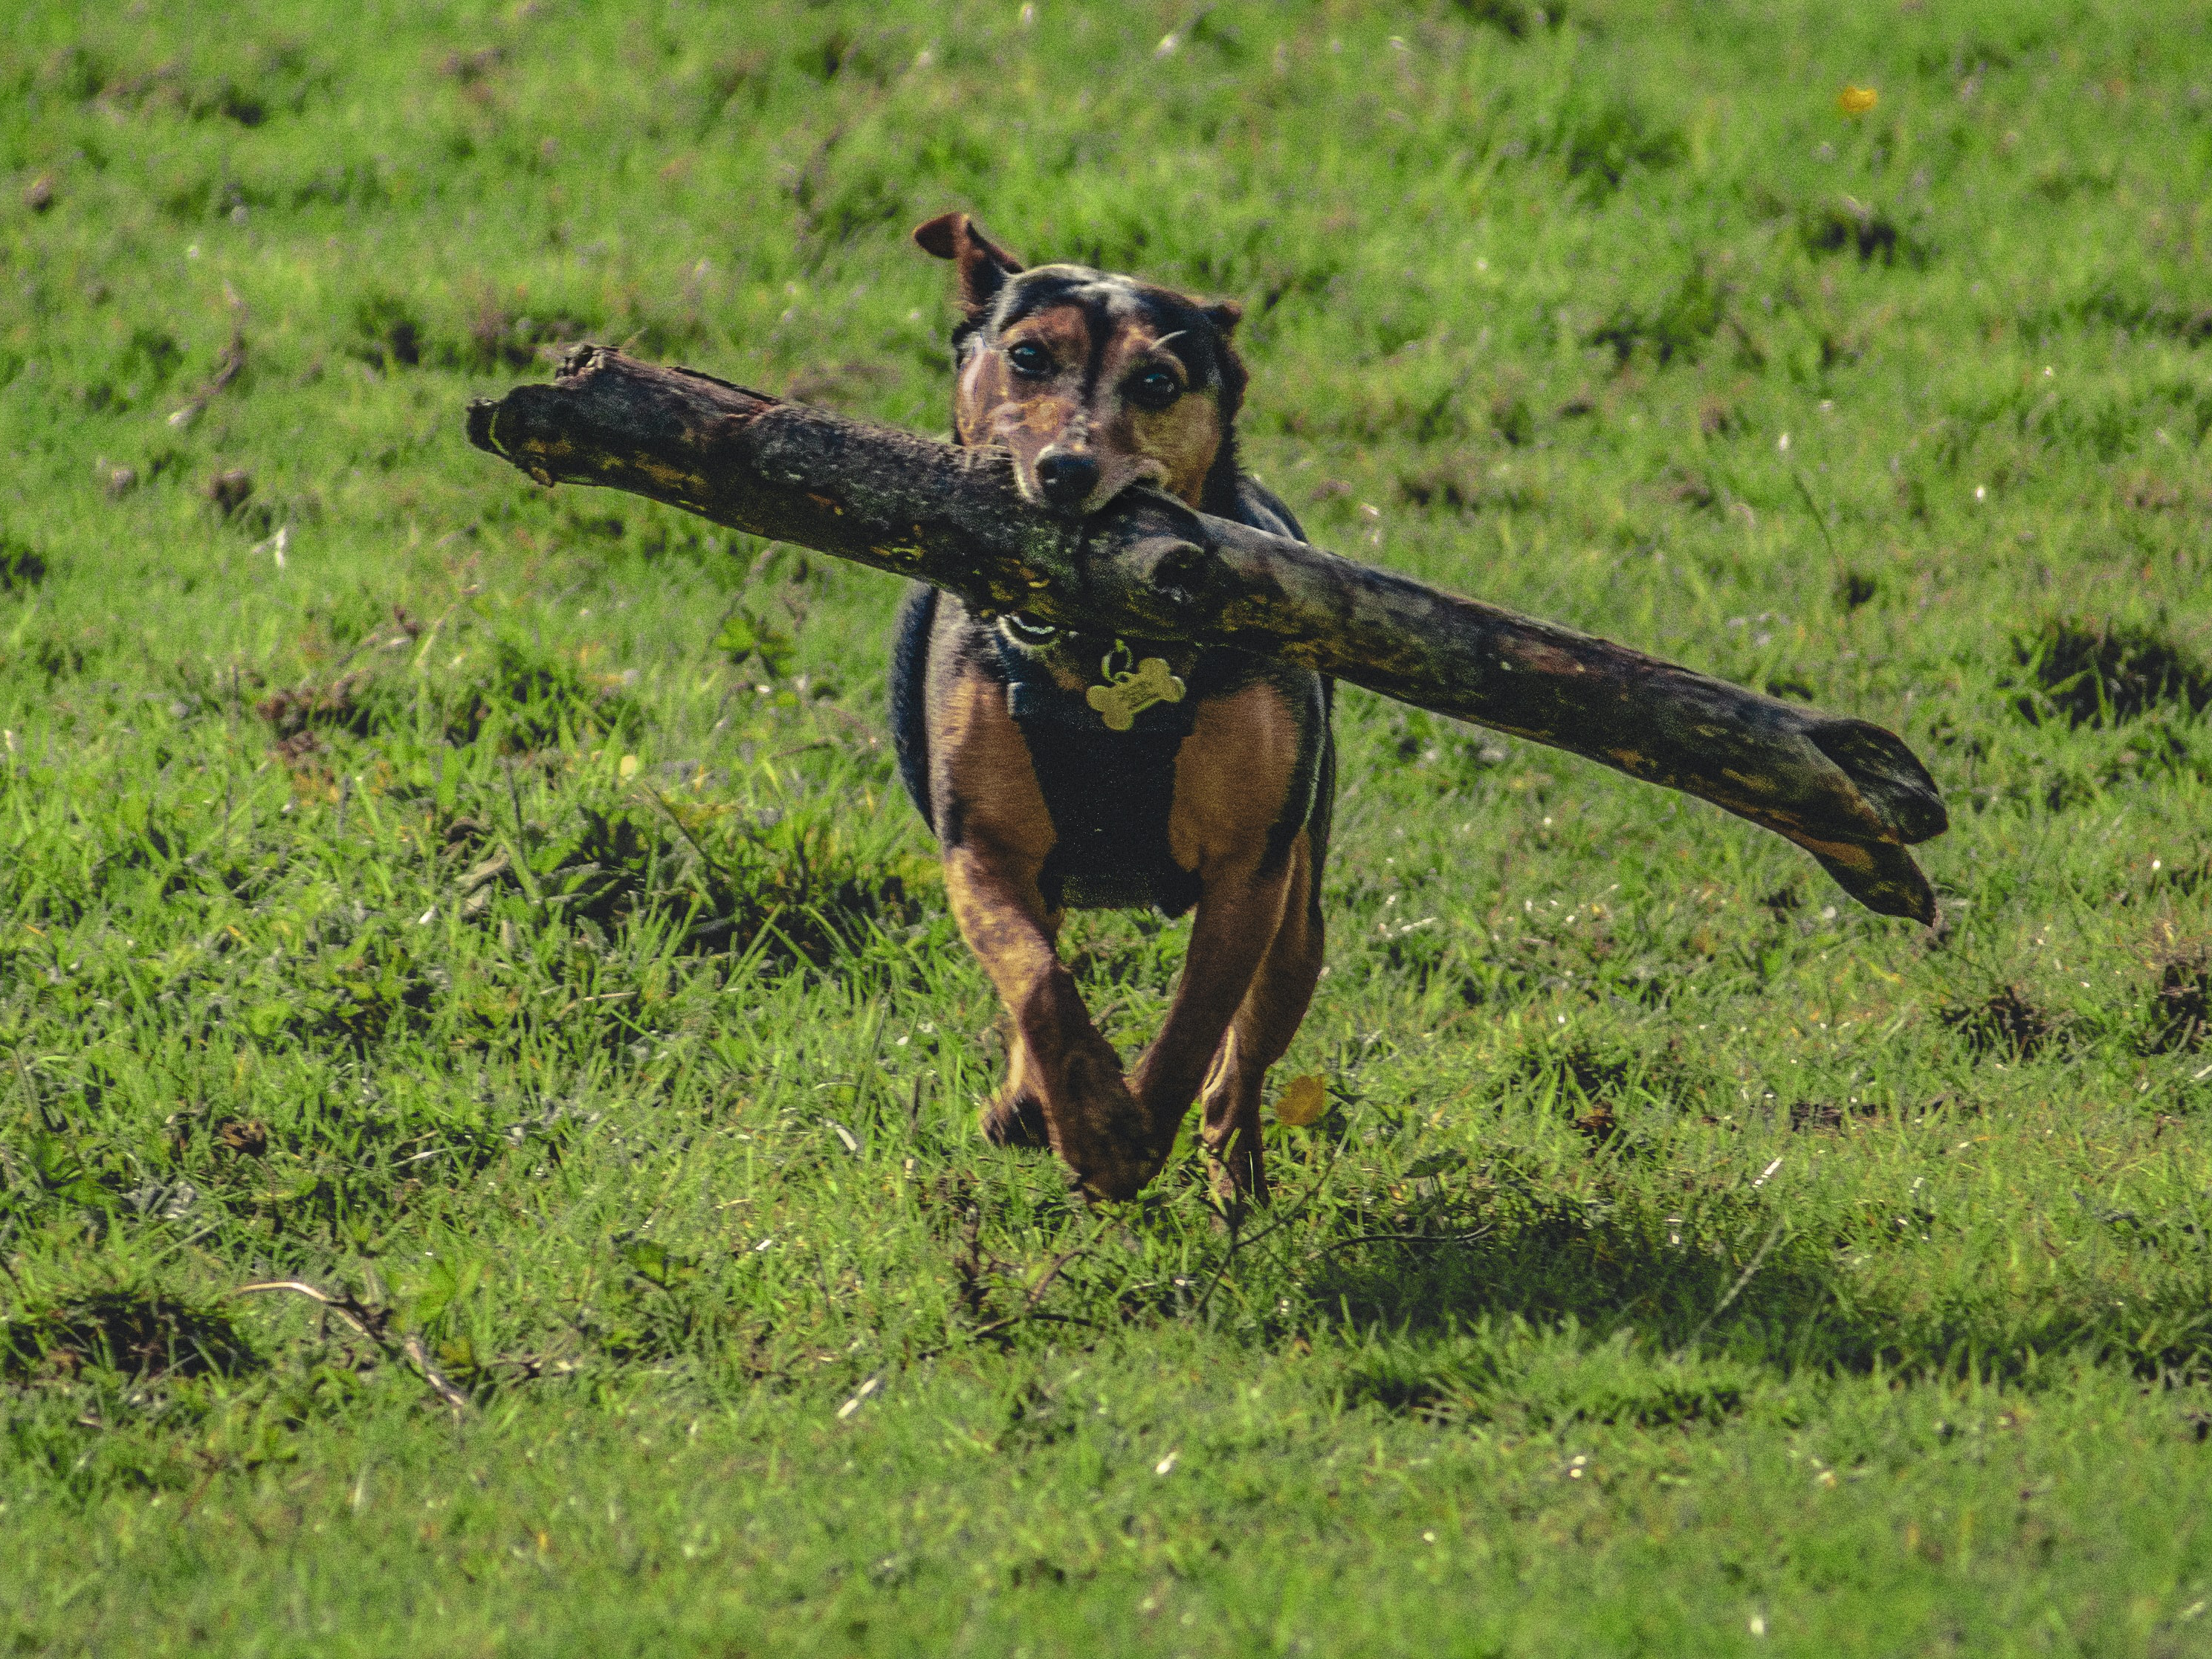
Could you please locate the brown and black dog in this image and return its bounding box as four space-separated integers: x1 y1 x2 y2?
891 213 1334 1205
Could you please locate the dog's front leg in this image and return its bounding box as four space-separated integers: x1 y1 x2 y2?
1191 830 1325 1207
1129 850 1294 1200
1139 680 1313 1206
943 843 1157 1200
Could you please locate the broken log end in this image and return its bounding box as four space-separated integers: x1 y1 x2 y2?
1801 838 1940 928
1810 717 1949 845
465 397 504 459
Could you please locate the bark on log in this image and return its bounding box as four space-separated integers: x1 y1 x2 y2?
466 347 1947 923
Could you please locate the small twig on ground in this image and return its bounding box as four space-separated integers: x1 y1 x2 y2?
233 1278 473 1417
905 1215 1110 1371
963 1231 1099 1346
834 1223 1106 1423
167 282 247 430
1671 1215 1787 1362
1319 1223 1493 1255
766 738 835 762
399 1333 476 1414
1191 1128 1354 1321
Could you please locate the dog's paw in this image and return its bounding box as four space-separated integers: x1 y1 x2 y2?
1055 1040 1164 1200
980 1088 1052 1150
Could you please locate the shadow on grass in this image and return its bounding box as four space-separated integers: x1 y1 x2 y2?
1 1290 259 1385
1293 1191 2212 1400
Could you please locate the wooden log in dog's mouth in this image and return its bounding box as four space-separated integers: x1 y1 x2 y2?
466 346 1947 925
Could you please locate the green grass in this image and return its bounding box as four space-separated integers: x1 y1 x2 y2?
6 0 2212 1651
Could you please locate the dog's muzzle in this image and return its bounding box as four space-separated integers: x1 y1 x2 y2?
1035 450 1101 510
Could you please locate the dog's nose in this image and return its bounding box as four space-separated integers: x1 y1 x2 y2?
1035 451 1101 510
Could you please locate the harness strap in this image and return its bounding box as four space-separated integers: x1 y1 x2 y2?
991 617 1197 739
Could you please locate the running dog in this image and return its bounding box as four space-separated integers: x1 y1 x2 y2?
891 213 1334 1204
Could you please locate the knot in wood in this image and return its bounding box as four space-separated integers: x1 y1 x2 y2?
1112 534 1224 621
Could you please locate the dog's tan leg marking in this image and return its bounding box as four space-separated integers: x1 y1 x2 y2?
1196 828 1323 1208
931 665 1155 1200
1140 853 1293 1208
1131 682 1306 1200
985 1001 1055 1151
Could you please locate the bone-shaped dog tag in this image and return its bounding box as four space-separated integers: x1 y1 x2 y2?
1085 655 1186 731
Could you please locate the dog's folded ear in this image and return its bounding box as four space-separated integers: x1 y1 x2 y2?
1203 300 1244 338
913 212 1026 317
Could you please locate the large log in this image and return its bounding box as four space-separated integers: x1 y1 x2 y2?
466 347 1947 923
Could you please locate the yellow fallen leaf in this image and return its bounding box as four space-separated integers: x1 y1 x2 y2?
618 753 641 779
1838 84 1878 116
1275 1073 1329 1127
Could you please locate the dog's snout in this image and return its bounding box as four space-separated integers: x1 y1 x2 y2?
1035 450 1101 510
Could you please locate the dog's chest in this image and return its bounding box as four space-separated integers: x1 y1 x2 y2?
995 625 1215 913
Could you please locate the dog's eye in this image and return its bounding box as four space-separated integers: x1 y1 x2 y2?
1126 368 1182 411
1006 341 1052 378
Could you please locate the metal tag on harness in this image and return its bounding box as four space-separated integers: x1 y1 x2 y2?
1085 640 1186 732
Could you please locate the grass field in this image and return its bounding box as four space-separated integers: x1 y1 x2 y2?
6 0 2212 1651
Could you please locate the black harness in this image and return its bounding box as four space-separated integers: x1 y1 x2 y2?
888 479 1331 919
993 618 1206 916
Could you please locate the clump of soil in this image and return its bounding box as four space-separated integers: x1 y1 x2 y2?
2146 951 2212 1053
1 1291 257 1384
2014 617 2212 729
1787 1099 1884 1131
1940 985 2054 1061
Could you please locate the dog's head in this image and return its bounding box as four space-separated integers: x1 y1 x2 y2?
915 212 1246 516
